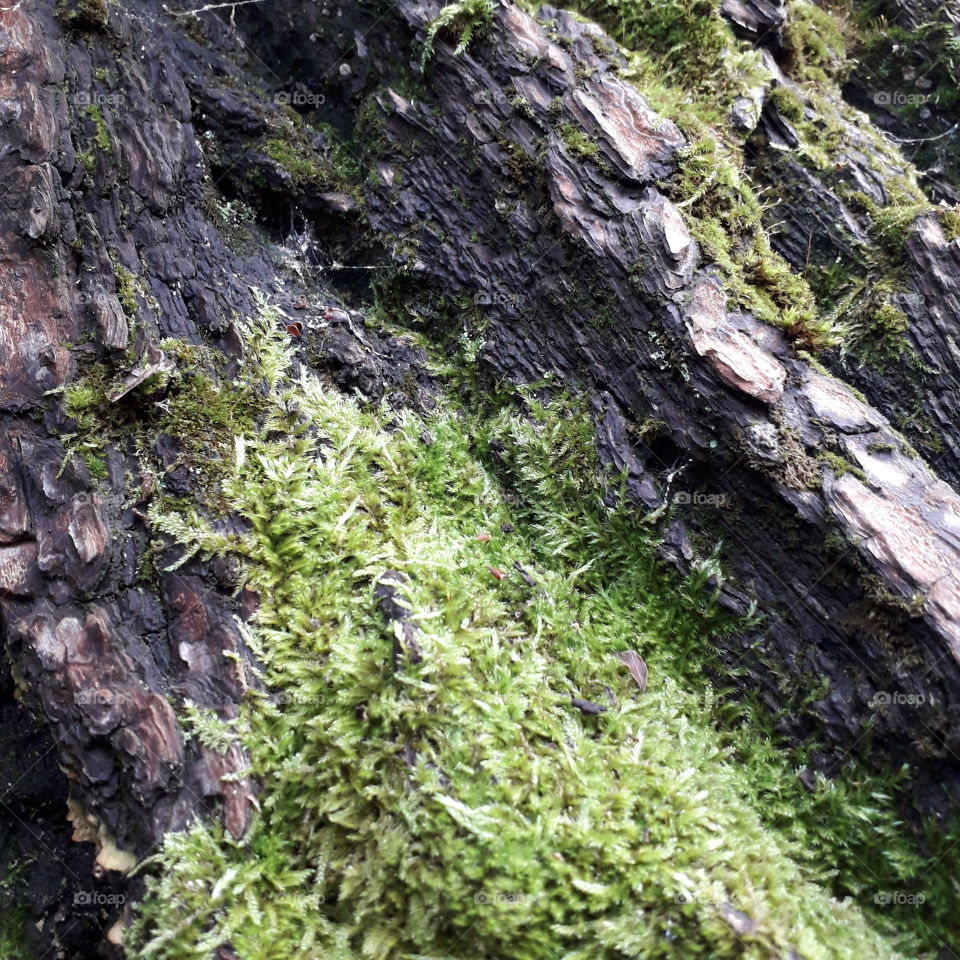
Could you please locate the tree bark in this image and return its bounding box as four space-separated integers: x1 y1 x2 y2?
2 0 960 954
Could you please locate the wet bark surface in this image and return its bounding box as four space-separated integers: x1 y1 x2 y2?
1 0 960 954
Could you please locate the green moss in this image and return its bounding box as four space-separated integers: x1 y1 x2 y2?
769 83 807 124
817 449 867 481
112 263 140 317
939 205 960 242
781 0 851 85
262 137 329 188
853 190 930 257
56 0 108 29
0 905 33 960
861 302 910 363
85 103 111 153
125 311 960 960
557 0 737 91
421 0 494 68
77 150 96 173
57 332 263 506
666 136 835 348
558 122 599 159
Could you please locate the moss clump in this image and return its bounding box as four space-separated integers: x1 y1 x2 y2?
85 103 112 153
59 334 262 505
938 204 960 242
781 0 852 85
56 0 108 30
558 122 599 159
666 136 836 348
112 263 140 317
255 120 363 199
859 302 910 364
262 137 329 189
124 312 960 960
852 189 931 258
557 0 737 92
768 83 807 124
421 0 494 68
0 905 32 960
817 449 867 481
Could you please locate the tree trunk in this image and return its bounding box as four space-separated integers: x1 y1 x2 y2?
1 0 960 954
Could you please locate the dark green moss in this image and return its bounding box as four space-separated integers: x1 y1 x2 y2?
56 0 108 30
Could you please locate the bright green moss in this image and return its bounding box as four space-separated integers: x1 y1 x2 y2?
57 335 261 505
666 136 835 347
941 205 960 242
557 0 736 90
781 0 852 85
558 122 599 159
125 312 958 960
421 0 494 68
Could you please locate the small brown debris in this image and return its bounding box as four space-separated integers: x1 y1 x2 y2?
617 650 648 692
488 566 506 580
286 320 304 337
476 531 491 542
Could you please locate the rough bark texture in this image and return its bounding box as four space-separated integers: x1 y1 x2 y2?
1 0 960 954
